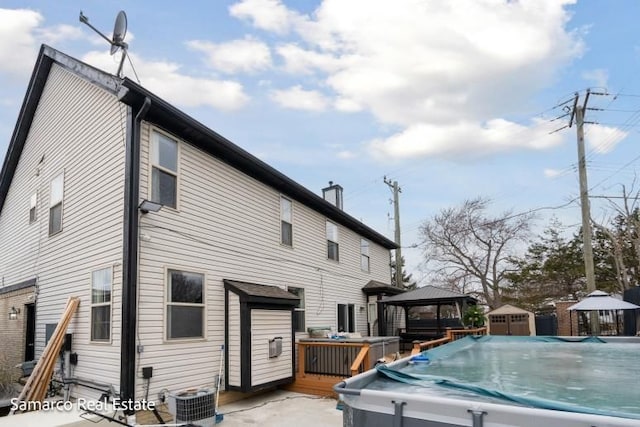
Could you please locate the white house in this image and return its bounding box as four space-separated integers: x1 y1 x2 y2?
0 45 397 414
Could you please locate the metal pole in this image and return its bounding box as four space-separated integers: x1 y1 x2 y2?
393 181 402 288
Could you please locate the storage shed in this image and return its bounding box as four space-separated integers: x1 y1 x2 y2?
224 280 299 393
487 304 536 336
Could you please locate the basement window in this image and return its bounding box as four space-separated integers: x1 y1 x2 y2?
167 269 204 339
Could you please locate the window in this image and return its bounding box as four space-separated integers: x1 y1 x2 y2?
360 239 370 272
326 221 339 261
337 304 355 333
91 267 112 342
151 131 178 209
288 287 305 333
49 173 64 235
166 269 204 339
280 197 293 246
29 192 37 223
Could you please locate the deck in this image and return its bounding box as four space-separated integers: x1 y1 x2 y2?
284 328 487 397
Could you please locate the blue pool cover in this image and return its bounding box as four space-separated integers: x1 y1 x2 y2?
376 335 640 420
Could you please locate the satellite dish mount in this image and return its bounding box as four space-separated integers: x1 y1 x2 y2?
79 10 129 78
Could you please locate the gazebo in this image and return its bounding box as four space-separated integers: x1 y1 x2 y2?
568 290 640 335
379 286 477 349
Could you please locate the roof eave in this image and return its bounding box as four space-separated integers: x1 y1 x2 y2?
119 79 398 250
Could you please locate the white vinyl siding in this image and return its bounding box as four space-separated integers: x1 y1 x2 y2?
227 292 241 388
135 120 393 400
251 310 293 387
0 63 125 402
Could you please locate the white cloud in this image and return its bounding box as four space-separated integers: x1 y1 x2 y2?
270 85 329 111
229 0 300 34
187 37 272 74
582 68 608 89
37 24 83 44
544 168 565 178
369 118 565 160
0 9 43 74
82 51 249 111
231 0 593 160
585 124 628 154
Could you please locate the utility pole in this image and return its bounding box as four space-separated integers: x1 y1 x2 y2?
384 177 402 288
570 90 600 334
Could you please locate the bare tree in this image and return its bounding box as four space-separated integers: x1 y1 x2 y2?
419 197 535 309
591 183 640 292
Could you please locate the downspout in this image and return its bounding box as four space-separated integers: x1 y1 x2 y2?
120 96 151 414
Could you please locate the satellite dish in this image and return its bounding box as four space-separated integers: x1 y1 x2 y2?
111 11 127 55
79 10 129 77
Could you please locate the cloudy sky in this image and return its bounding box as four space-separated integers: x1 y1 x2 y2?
1 0 640 284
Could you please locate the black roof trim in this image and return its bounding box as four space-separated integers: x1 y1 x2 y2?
224 279 299 306
0 278 36 296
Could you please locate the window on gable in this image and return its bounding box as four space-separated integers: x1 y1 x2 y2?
281 196 293 246
360 239 370 272
167 269 204 339
288 287 305 333
326 221 339 261
151 131 178 209
29 192 37 223
91 267 112 342
49 173 64 235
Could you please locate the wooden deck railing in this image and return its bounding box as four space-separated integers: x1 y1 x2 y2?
411 327 487 355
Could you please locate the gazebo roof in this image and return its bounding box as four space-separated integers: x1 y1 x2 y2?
567 290 640 311
362 280 405 296
380 285 476 306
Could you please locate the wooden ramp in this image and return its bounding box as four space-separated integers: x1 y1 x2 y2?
10 297 80 414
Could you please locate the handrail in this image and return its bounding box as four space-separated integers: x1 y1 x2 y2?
350 346 370 376
411 327 488 355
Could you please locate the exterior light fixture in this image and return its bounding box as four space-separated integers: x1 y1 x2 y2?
9 306 20 320
138 199 162 214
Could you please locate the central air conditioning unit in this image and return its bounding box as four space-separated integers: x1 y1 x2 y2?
168 388 216 427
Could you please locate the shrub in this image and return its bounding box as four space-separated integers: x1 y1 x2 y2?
462 305 486 328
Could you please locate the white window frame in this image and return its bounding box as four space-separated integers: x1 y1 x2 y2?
280 196 293 247
326 221 339 261
150 130 179 210
90 266 113 343
49 173 64 235
29 192 37 224
360 239 370 272
165 268 206 341
287 286 305 333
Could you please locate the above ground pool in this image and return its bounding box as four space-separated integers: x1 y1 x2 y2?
335 336 640 427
